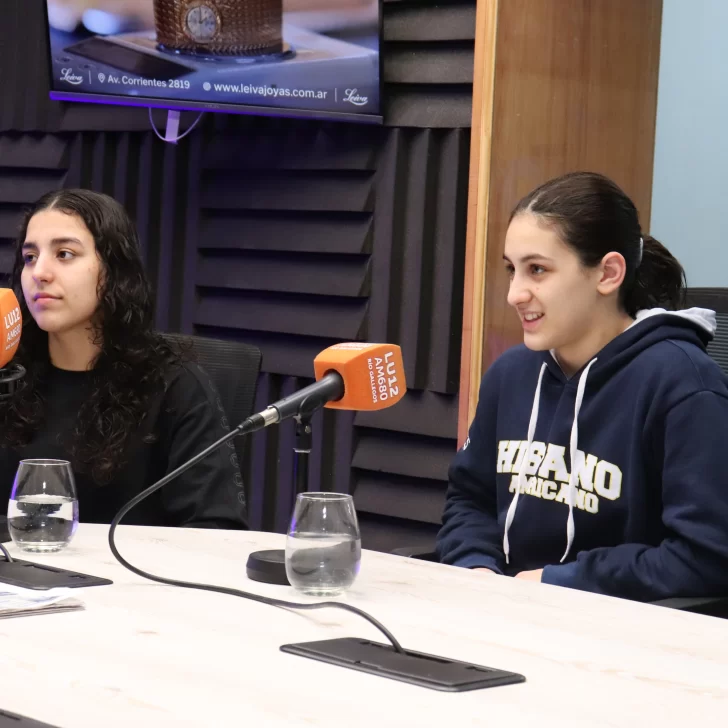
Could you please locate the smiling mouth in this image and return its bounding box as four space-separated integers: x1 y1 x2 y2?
522 313 544 322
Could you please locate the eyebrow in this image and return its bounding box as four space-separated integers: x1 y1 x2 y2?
502 254 553 264
22 237 84 250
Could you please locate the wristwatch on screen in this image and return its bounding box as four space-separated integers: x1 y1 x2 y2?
154 0 283 56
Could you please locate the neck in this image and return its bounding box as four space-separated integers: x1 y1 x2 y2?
554 311 634 379
48 328 101 371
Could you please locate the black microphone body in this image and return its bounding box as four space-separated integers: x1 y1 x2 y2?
252 372 344 429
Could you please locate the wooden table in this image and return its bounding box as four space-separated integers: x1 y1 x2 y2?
1 525 726 727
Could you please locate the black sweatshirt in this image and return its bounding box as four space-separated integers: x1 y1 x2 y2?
0 362 248 529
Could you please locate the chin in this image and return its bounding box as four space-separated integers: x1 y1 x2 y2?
522 333 553 352
32 316 69 334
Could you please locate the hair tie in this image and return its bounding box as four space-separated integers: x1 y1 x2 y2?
637 236 644 267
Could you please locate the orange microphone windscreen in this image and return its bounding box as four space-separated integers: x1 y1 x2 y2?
0 289 21 368
313 343 406 411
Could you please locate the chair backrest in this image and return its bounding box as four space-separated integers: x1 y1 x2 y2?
685 289 728 375
161 332 262 477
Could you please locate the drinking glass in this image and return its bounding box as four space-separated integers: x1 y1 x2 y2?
7 459 79 553
285 493 361 596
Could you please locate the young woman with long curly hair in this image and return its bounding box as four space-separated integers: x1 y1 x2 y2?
0 189 247 529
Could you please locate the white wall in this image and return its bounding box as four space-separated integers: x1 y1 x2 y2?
650 0 728 288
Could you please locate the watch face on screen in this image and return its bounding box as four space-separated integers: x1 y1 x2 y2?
184 3 220 43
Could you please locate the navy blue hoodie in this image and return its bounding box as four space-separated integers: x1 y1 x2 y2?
437 308 728 601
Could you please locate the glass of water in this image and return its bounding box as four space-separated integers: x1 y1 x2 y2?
8 459 79 553
285 492 361 596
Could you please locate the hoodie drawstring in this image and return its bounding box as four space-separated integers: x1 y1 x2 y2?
561 358 597 562
503 362 547 564
502 358 597 565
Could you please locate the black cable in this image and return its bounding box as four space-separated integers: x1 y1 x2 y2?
108 416 404 654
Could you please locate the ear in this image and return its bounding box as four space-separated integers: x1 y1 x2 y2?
596 252 626 296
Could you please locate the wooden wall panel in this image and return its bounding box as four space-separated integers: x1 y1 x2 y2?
459 0 663 440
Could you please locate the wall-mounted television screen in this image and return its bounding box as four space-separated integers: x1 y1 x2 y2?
44 1 381 123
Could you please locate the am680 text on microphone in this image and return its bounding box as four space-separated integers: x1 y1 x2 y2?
251 342 406 429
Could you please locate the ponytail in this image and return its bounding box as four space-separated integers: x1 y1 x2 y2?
621 234 686 317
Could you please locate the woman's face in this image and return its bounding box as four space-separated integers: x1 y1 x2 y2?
21 209 103 336
503 213 605 354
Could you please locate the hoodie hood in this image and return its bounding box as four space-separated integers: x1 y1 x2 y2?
632 306 716 336
544 307 716 385
504 308 717 565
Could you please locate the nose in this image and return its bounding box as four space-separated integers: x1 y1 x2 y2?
506 272 532 309
32 252 54 284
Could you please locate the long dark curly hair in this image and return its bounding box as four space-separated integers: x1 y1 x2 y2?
0 189 182 484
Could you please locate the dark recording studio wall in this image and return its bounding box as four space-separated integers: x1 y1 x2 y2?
0 0 475 551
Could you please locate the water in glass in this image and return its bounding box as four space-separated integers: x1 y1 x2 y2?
7 459 79 553
286 492 361 596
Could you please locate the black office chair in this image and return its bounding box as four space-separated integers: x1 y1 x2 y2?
686 288 728 376
161 333 261 430
161 333 262 499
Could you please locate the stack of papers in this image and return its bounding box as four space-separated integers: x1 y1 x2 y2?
0 584 84 619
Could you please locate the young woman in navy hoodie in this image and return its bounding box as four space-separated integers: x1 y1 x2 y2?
437 171 728 601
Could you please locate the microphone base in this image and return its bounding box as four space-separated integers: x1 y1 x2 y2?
246 548 290 586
